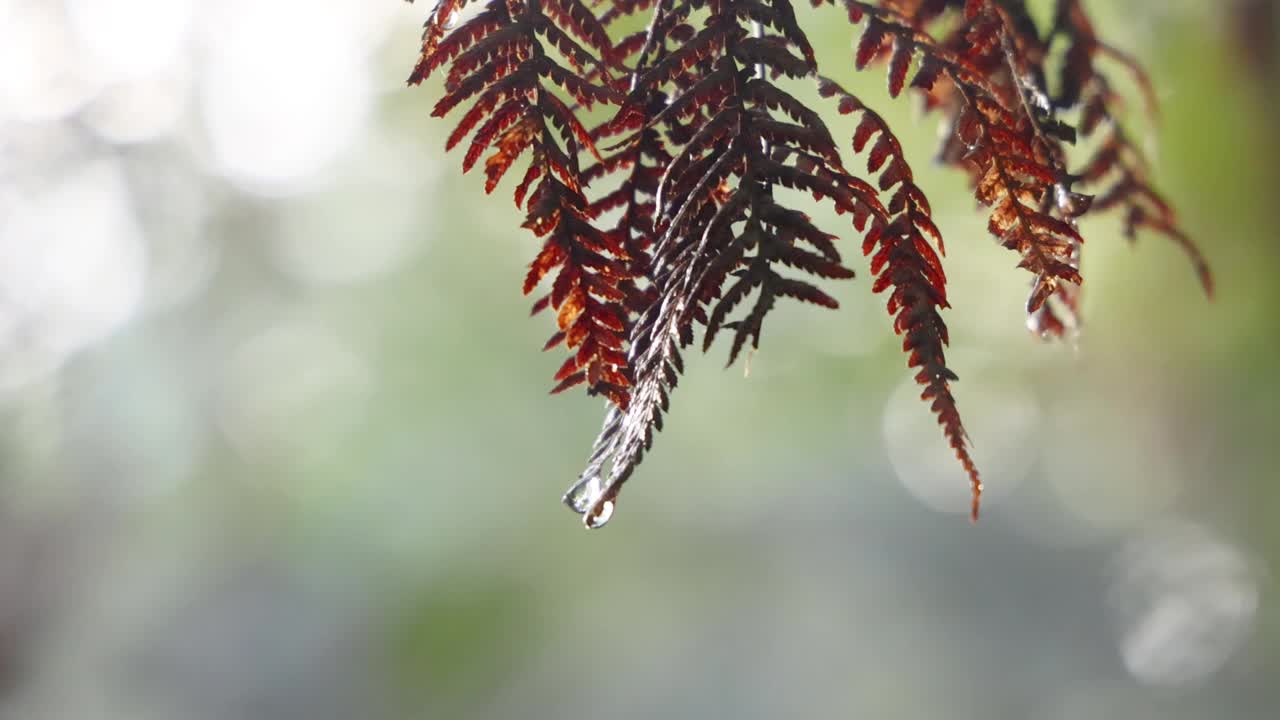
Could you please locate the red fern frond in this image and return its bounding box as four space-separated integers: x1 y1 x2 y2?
411 0 637 407
567 0 899 526
408 0 1211 529
1052 0 1213 297
840 1 1090 336
818 75 981 519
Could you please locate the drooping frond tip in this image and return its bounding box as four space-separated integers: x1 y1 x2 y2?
409 0 1209 528
818 74 981 519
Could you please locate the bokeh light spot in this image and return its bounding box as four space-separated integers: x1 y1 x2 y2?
216 320 372 465
199 0 373 195
1109 521 1260 687
65 0 194 79
881 356 1040 515
0 155 147 390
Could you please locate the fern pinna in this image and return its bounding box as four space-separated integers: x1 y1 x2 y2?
408 0 1210 528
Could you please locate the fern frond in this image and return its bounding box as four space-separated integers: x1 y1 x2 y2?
1052 0 1213 298
564 0 897 526
840 1 1091 335
411 0 641 407
818 76 981 519
408 0 1211 529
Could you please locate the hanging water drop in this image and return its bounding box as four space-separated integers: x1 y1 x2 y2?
563 474 616 525
562 474 617 529
584 497 615 529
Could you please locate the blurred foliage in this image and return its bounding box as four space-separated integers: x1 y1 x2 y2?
0 1 1277 719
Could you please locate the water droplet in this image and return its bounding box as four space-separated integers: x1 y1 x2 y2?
584 498 615 529
561 474 597 514
562 474 617 528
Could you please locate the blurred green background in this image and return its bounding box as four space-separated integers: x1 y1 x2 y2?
0 1 1277 718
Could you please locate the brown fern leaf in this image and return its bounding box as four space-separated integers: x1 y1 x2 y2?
875 0 955 28
566 0 895 527
818 76 981 519
842 1 1090 333
573 11 696 335
409 0 1207 529
409 0 639 407
1052 0 1213 297
408 0 489 86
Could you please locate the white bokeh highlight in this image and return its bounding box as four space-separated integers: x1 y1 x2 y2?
82 67 191 145
216 320 373 465
1040 380 1188 535
270 131 436 287
0 155 147 389
65 0 195 79
198 0 380 195
1108 521 1260 687
0 2 104 122
881 357 1040 515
